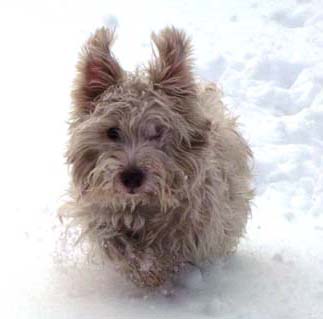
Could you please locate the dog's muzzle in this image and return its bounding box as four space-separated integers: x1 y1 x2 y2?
119 166 146 194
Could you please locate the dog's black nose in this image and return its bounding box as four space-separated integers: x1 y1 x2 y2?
120 167 145 192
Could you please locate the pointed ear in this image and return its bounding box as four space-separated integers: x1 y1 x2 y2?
148 27 196 98
72 27 124 116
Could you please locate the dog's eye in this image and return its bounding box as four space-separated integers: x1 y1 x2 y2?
106 127 121 141
147 125 164 141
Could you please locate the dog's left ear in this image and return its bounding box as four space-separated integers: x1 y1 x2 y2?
148 27 196 98
72 27 124 117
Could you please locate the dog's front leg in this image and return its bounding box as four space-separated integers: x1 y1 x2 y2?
123 247 170 288
101 233 163 287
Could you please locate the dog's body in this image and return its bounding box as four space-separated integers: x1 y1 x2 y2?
63 27 253 287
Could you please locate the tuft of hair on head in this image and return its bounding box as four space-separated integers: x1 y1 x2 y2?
72 27 124 117
148 26 196 98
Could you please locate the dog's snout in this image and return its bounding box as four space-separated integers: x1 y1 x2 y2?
120 167 145 193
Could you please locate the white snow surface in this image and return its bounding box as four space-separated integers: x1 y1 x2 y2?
1 0 323 318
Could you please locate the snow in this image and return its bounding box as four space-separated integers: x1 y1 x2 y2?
1 0 323 318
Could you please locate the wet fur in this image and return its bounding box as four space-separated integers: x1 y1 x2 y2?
61 26 254 287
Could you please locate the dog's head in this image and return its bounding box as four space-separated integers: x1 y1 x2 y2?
68 27 210 210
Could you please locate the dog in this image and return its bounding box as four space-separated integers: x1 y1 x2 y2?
62 26 253 288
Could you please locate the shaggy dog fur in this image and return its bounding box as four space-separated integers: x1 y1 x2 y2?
62 26 253 288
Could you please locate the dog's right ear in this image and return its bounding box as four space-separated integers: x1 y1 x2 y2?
72 27 124 116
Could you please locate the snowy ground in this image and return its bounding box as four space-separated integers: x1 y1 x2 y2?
1 0 323 318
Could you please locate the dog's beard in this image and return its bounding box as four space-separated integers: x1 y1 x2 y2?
77 156 187 212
